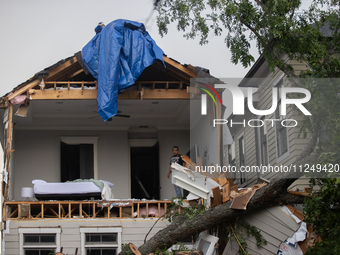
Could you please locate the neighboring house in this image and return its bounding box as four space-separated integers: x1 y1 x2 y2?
224 55 310 188
221 56 311 255
0 51 207 254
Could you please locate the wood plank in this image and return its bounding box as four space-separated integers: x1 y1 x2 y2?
67 69 84 79
94 208 101 217
45 81 96 85
9 208 18 218
218 174 228 187
163 56 197 78
222 182 230 203
30 88 97 100
30 88 190 100
4 103 13 200
61 204 66 218
48 207 59 217
82 209 90 218
212 186 222 207
44 57 79 81
8 79 41 101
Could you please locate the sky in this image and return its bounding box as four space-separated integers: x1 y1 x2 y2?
0 0 256 97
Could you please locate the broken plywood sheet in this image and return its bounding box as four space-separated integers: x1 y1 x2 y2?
211 186 222 207
15 104 29 117
222 182 230 203
229 183 267 210
229 189 256 210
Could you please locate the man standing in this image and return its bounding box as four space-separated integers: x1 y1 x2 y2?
167 146 185 198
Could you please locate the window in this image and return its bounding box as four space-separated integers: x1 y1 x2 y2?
80 227 122 255
60 137 98 181
274 78 289 161
194 232 219 255
19 228 61 255
238 136 246 186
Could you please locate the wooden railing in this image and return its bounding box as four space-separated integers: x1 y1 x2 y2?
4 200 173 220
42 81 185 90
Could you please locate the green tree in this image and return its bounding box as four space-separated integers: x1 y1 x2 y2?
157 0 339 77
119 2 340 254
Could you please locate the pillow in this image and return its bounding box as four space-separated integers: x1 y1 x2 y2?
101 180 114 188
32 179 47 184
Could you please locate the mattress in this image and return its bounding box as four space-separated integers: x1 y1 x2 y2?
32 179 113 200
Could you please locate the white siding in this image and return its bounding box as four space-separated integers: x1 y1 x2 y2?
224 206 301 255
4 218 169 255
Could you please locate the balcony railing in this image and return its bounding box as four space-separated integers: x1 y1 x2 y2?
4 200 173 220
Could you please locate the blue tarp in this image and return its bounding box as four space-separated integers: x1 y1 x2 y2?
82 19 165 121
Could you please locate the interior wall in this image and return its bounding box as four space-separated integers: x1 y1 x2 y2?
190 115 219 170
12 130 129 200
158 130 190 200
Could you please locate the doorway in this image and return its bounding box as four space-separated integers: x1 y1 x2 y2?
130 142 160 199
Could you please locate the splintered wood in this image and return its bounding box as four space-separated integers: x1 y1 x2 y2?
181 155 197 171
229 183 267 210
210 178 267 210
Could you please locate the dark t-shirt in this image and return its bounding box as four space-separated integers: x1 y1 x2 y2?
170 154 185 166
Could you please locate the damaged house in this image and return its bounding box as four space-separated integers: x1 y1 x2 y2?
0 19 225 255
0 19 319 255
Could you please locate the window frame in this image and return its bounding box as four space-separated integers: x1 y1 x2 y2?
80 227 122 255
272 76 290 163
228 141 236 182
258 116 269 166
19 228 61 255
237 133 247 187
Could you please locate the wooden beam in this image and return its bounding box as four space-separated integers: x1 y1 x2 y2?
30 88 190 100
163 56 197 78
0 102 8 108
65 69 83 80
8 79 41 101
30 89 97 100
4 104 13 201
44 57 79 81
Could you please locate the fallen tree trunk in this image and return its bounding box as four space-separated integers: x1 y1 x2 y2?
120 134 318 255
136 178 305 255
